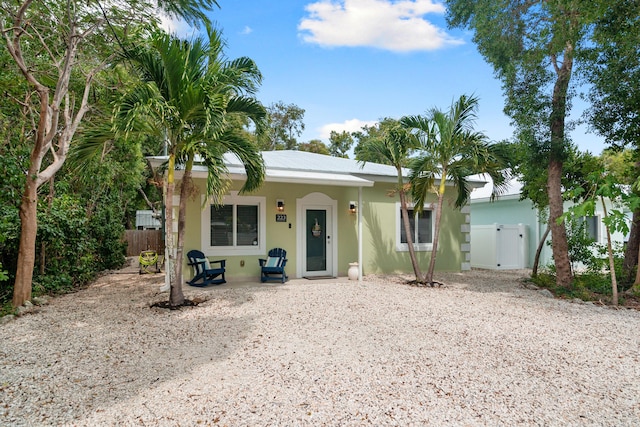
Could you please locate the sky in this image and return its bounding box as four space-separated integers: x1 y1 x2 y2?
165 0 606 155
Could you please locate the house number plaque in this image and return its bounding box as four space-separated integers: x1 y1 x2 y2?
275 214 287 222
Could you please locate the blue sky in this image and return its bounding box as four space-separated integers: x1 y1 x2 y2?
166 0 604 154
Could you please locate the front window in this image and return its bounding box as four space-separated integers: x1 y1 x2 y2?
578 215 599 242
396 203 435 251
210 205 259 247
202 193 265 255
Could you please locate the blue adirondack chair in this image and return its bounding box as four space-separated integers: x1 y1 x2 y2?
259 248 288 283
186 250 226 286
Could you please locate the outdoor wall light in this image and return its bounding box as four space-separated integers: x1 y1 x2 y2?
349 201 357 214
276 199 285 212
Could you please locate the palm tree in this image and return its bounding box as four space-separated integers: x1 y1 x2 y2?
402 95 509 285
119 27 266 306
356 121 423 281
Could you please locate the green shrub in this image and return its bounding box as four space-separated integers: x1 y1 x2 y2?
32 273 74 296
88 199 126 271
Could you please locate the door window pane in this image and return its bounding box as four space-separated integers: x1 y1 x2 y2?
306 209 326 271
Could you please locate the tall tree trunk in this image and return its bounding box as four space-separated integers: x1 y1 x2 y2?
548 44 574 288
548 159 572 287
12 87 52 307
623 159 640 285
623 209 639 284
13 180 38 307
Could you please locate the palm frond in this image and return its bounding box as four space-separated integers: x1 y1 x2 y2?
215 129 265 194
155 0 219 28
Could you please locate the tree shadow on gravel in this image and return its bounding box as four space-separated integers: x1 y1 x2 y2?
0 270 261 426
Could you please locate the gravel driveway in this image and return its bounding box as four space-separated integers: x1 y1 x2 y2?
1 269 639 426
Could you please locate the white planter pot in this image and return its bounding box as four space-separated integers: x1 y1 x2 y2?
348 262 359 280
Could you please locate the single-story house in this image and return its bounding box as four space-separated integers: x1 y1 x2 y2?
470 176 631 270
150 150 485 283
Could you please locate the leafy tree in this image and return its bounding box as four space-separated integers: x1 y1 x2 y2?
446 0 594 288
258 101 305 150
328 130 354 158
403 95 510 285
119 28 265 307
563 154 639 305
298 139 330 155
514 141 603 275
0 0 217 307
353 118 405 165
356 123 423 281
582 0 640 283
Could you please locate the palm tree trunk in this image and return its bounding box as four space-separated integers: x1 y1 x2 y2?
425 186 445 284
165 154 176 296
398 169 422 281
171 156 193 307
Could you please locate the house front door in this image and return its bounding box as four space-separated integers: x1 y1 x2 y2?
297 193 337 278
305 208 331 275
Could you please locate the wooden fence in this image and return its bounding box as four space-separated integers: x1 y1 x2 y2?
124 229 164 256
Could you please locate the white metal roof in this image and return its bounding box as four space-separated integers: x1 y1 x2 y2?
148 150 487 188
470 174 523 202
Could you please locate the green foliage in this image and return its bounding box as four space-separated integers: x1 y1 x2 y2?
88 200 127 271
257 101 305 150
36 195 98 288
531 271 602 300
0 184 129 305
0 301 15 317
328 130 354 158
0 205 20 301
564 217 598 272
353 118 408 165
583 0 640 149
298 139 330 155
535 242 628 301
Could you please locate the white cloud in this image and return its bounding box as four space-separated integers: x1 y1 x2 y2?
298 0 462 52
241 26 253 35
319 118 378 139
159 14 200 38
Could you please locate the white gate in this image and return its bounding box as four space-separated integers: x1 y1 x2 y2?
471 224 528 270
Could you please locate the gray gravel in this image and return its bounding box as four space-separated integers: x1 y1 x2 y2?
1 269 640 426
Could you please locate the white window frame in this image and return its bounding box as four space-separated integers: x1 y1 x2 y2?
395 202 436 252
201 192 266 256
